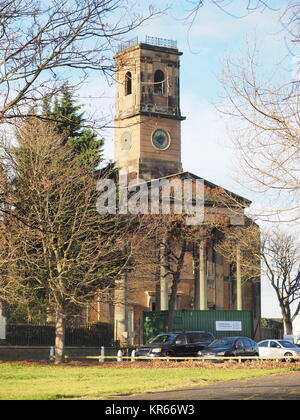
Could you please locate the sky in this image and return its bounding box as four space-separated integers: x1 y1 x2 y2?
78 0 295 318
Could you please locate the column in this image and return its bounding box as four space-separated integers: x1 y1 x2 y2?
160 236 168 311
236 245 243 311
0 303 6 340
193 243 200 310
114 271 128 345
199 241 208 310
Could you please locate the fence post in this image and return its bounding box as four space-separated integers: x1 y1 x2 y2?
50 346 55 361
99 346 105 363
131 349 136 362
117 349 123 362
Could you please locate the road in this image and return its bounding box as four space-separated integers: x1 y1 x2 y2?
112 372 300 400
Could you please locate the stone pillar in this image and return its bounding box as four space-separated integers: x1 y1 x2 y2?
160 236 168 311
193 243 200 310
236 245 243 311
114 272 128 346
199 241 208 310
199 241 208 311
0 303 6 340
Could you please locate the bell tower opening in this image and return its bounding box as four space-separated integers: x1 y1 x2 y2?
114 36 186 181
125 71 132 96
154 69 165 95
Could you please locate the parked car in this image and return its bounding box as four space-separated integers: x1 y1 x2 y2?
198 337 259 360
135 331 215 358
257 339 300 362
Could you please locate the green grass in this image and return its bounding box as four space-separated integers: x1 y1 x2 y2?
0 362 297 400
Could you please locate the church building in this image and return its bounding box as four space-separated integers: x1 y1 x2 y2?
90 36 261 345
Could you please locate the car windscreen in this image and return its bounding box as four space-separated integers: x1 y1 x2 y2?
148 334 176 344
208 338 236 348
278 340 298 348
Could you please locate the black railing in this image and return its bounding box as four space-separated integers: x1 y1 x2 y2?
6 323 114 347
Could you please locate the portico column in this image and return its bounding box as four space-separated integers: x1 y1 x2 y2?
114 271 128 345
160 236 169 311
0 303 6 341
199 241 208 310
193 243 200 310
236 245 243 311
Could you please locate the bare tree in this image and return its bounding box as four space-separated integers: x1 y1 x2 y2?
262 230 300 335
0 118 154 363
0 0 160 124
181 0 273 25
216 225 300 335
219 41 300 221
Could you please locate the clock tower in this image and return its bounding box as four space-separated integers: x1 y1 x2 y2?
114 36 185 181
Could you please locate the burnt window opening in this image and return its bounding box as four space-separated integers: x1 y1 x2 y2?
125 71 132 95
154 70 165 95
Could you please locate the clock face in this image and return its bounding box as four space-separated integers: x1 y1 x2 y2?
152 129 170 150
121 131 132 151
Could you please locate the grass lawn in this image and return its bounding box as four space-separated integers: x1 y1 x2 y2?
0 362 298 400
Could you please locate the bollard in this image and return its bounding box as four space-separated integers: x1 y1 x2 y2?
50 346 55 361
131 349 136 362
99 346 105 363
117 349 123 362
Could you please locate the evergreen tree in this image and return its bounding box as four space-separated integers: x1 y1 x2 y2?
44 85 103 168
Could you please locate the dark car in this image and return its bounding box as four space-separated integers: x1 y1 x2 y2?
198 337 259 360
135 331 215 358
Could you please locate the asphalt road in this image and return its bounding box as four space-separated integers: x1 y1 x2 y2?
113 372 300 400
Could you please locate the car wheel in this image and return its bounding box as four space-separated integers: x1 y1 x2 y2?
284 352 294 363
163 351 175 360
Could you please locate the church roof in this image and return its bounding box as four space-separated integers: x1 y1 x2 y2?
149 171 252 208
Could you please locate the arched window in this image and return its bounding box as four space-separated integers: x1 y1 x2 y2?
154 70 165 95
125 71 132 95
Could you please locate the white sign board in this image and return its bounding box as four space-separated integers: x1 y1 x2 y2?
216 321 242 332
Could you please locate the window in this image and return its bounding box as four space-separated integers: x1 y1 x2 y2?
125 71 132 95
258 341 269 348
270 341 279 348
242 338 252 348
278 340 297 348
235 339 244 349
154 70 165 95
187 333 213 344
175 334 187 345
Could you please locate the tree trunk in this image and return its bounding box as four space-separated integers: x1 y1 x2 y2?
283 319 293 335
281 304 293 335
54 311 65 364
167 240 187 332
167 273 180 332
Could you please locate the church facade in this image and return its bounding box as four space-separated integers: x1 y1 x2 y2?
89 37 261 345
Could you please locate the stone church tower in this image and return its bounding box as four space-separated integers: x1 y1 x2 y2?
114 36 185 181
88 37 261 345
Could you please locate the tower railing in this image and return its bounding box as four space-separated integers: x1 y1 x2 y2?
116 36 178 53
145 36 177 50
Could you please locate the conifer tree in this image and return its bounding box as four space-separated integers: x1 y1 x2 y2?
44 85 104 168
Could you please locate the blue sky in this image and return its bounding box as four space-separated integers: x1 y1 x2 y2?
79 0 294 318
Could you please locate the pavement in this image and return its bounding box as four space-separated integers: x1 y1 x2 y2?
112 371 300 400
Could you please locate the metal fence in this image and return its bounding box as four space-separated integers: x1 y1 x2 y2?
6 323 114 347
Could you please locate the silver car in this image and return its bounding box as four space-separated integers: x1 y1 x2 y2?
257 339 300 362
